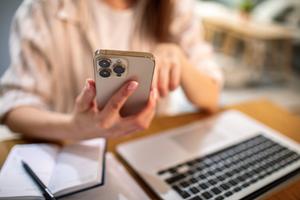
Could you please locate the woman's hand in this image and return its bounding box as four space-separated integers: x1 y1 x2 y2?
70 79 157 140
153 43 220 112
153 43 187 97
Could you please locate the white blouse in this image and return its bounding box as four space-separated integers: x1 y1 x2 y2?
0 0 223 122
95 0 134 50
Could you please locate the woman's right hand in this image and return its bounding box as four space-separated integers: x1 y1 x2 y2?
70 79 157 140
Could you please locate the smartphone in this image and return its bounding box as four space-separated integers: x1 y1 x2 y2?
93 49 155 116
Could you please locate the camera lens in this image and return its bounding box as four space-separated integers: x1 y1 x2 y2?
99 69 111 78
98 59 111 68
113 64 125 74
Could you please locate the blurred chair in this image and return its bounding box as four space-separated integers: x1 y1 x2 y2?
201 12 294 86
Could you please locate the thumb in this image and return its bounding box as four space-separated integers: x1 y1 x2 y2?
75 79 96 113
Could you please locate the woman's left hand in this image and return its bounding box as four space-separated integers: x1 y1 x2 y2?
153 43 187 98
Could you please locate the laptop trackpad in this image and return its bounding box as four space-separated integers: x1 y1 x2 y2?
171 123 232 154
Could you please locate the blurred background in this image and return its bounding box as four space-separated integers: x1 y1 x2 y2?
195 0 300 115
171 0 300 115
0 0 299 121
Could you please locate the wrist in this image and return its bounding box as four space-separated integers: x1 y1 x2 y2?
54 113 80 141
67 114 85 140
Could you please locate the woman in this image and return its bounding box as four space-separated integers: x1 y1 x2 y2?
0 0 223 141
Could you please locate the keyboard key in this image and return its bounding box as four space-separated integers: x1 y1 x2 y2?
198 173 206 180
233 186 241 192
224 170 233 176
187 169 195 175
167 168 177 174
208 179 217 185
190 196 203 200
190 186 200 194
165 174 185 184
250 178 258 183
216 175 225 181
157 169 167 175
233 177 241 183
242 182 250 188
220 183 230 190
241 174 249 180
215 196 224 200
178 191 190 199
224 191 233 197
211 187 222 195
198 182 209 190
172 185 181 193
179 181 189 188
207 170 215 176
190 177 198 184
229 179 238 186
202 191 213 199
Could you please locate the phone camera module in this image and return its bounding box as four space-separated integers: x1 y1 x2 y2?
113 64 125 76
98 59 111 68
99 69 111 78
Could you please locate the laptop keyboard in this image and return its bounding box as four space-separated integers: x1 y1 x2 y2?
157 134 300 200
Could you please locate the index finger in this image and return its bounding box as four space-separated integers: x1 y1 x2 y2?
99 81 138 119
123 88 157 131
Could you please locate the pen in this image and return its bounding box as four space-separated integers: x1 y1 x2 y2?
21 160 57 200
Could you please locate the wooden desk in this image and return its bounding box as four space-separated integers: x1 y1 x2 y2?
1 100 300 199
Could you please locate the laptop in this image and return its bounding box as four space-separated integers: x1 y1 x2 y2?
117 110 300 200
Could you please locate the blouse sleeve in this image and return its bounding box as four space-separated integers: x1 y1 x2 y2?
170 0 224 86
0 1 52 122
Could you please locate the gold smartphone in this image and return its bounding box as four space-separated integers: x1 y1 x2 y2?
93 49 155 116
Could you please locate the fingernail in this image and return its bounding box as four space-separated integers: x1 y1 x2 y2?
86 79 94 89
127 81 138 91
